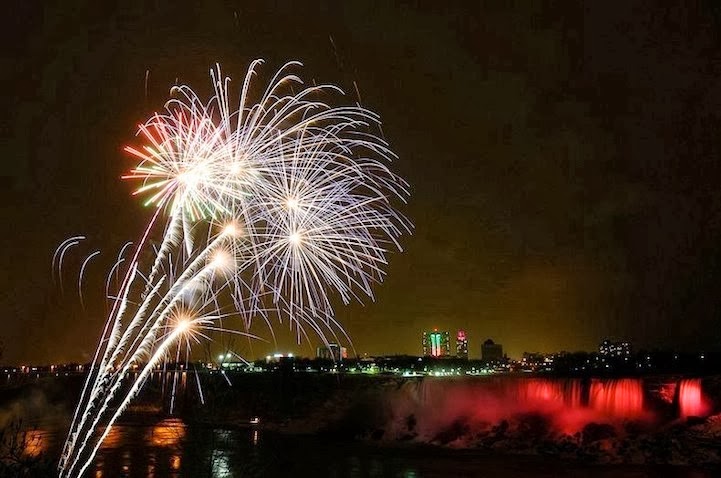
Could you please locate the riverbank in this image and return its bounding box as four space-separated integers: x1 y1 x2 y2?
3 373 721 474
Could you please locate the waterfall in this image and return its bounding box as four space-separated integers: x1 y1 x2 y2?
589 378 644 418
677 378 710 418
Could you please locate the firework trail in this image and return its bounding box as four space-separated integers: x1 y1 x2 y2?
58 60 409 477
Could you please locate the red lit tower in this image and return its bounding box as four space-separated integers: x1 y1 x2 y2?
456 330 468 359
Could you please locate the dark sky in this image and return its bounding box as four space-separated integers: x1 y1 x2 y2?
4 1 721 364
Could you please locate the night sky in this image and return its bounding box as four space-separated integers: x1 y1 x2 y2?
4 1 721 364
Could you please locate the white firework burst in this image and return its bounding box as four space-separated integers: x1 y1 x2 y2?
59 60 410 478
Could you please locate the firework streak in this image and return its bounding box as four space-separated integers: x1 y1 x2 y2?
58 61 410 477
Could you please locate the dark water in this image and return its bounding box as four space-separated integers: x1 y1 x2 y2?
27 419 714 478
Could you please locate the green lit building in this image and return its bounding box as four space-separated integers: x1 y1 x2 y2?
422 329 451 357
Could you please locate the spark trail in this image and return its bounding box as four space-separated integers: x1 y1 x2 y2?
59 60 410 477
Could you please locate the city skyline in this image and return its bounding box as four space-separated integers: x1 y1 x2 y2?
0 332 678 366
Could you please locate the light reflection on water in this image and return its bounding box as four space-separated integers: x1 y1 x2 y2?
147 418 186 447
27 419 719 478
23 428 50 457
210 448 231 478
82 422 426 477
97 424 123 449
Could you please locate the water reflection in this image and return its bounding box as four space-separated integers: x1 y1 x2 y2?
147 418 186 447
89 423 275 477
74 419 715 478
22 428 49 456
170 454 181 471
210 449 231 477
98 425 123 449
121 449 131 475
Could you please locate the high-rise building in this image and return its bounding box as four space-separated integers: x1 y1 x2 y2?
481 338 503 362
422 329 451 357
316 343 348 361
456 330 468 359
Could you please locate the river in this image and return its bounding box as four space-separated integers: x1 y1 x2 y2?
23 418 716 478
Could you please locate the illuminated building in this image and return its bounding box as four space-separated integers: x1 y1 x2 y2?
521 352 553 372
456 330 468 359
599 339 632 358
316 343 348 361
422 329 451 357
264 353 296 373
481 338 503 362
265 353 295 363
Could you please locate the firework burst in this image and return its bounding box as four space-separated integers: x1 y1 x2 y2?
58 60 410 477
